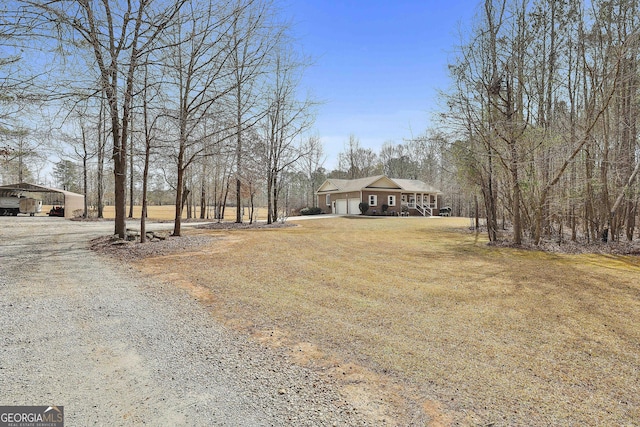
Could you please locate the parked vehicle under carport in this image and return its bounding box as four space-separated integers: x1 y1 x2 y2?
48 206 65 217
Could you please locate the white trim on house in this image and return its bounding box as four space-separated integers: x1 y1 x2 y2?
316 175 442 217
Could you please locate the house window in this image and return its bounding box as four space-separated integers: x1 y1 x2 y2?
369 195 377 206
326 194 331 206
388 195 396 206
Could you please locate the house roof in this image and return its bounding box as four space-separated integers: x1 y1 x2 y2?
392 178 441 194
316 175 441 194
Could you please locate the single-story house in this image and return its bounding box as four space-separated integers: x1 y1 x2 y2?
316 175 442 216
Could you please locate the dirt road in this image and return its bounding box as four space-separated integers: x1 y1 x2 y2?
0 217 370 426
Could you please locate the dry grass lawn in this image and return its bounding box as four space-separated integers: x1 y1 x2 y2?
135 216 640 426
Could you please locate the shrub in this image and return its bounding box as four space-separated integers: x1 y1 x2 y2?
382 204 389 213
300 206 323 215
358 202 369 215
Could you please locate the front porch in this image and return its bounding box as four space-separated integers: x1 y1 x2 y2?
401 193 437 216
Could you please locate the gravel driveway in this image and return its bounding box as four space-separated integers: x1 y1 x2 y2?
0 217 371 426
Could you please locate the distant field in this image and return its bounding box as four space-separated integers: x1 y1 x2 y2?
133 217 640 425
99 205 268 221
41 204 268 222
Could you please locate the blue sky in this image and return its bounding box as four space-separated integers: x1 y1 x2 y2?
286 0 480 170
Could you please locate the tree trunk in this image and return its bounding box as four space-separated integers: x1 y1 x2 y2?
200 179 206 220
266 171 274 224
249 188 255 224
112 106 127 238
173 144 185 236
128 113 135 218
474 193 480 230
510 158 522 244
82 134 89 218
271 173 279 223
97 92 106 219
235 78 243 223
140 141 150 244
485 152 498 242
605 158 640 242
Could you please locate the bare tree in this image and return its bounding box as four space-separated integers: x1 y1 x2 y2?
443 0 636 245
296 134 325 207
229 0 282 223
15 0 185 237
160 0 242 236
0 128 40 184
336 134 381 179
261 49 316 223
380 141 423 179
139 56 165 243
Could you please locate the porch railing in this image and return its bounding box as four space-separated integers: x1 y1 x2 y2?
401 202 436 216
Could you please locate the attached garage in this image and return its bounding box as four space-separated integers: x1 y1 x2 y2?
348 198 360 215
334 198 361 214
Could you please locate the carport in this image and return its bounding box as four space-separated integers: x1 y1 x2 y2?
0 182 84 219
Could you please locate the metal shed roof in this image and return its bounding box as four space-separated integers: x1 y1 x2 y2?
0 182 84 219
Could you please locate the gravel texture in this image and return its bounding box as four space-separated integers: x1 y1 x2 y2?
0 217 372 426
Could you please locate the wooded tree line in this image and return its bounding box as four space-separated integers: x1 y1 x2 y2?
323 132 461 210
444 0 640 244
1 0 318 237
4 0 639 246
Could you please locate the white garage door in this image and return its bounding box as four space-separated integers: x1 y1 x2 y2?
348 198 361 214
335 199 347 214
